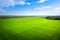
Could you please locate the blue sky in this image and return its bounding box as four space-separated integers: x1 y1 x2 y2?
0 0 60 16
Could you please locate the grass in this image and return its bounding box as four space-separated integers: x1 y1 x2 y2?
0 17 60 40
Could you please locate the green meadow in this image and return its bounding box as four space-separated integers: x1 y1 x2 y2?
0 17 60 40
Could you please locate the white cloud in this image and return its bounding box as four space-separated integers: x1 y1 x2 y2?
26 2 31 5
54 8 60 11
0 8 7 14
16 1 26 5
33 6 60 15
38 0 48 3
14 10 60 16
34 6 52 10
0 0 15 7
0 0 31 7
42 6 51 8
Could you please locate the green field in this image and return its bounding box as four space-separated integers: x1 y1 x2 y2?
0 17 60 40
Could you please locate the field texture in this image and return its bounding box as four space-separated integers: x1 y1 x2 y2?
0 17 60 40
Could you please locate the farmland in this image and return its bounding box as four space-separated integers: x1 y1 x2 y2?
0 16 60 40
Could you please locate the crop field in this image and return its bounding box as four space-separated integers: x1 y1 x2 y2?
0 17 60 40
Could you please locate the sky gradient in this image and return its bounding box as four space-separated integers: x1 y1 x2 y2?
0 0 60 16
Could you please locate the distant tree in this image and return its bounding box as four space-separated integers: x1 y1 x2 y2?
46 16 60 20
